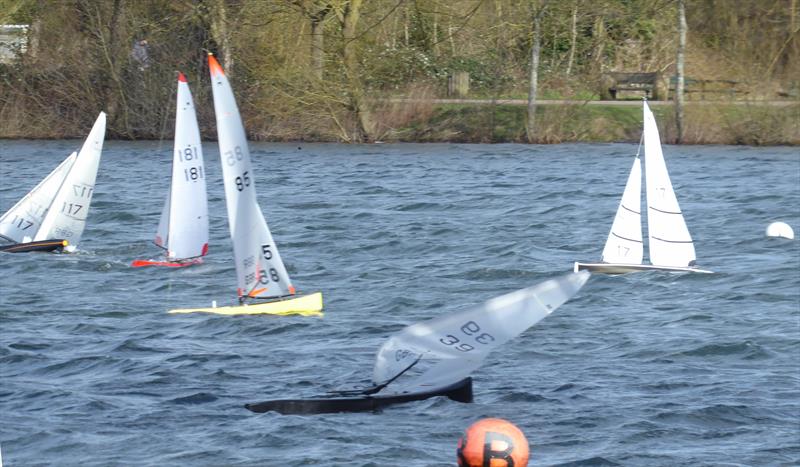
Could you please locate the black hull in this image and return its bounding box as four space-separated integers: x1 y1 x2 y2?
245 377 473 415
0 239 67 253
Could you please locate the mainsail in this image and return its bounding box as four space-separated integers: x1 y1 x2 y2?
34 112 106 246
208 54 295 301
0 152 76 243
154 72 209 260
643 101 696 267
601 156 643 264
372 271 590 394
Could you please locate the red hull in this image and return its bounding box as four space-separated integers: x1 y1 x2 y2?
131 258 203 268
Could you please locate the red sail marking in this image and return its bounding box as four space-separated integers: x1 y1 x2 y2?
208 54 224 77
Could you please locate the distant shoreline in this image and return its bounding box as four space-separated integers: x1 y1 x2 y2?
2 100 798 145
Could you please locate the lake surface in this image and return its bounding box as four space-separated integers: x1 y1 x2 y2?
1 141 798 466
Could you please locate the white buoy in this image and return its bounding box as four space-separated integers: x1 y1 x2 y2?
766 222 795 239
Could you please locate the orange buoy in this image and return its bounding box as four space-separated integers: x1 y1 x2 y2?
457 418 530 467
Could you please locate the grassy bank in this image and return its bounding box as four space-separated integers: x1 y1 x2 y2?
381 101 800 145
1 100 797 146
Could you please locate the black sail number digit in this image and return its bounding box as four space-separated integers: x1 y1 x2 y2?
439 321 495 352
235 171 250 191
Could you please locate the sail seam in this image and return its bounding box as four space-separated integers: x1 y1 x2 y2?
650 236 693 244
648 206 682 215
620 204 640 215
611 232 643 243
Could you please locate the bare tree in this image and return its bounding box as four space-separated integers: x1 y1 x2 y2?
566 1 578 76
334 0 374 141
292 0 332 80
526 0 545 143
675 0 686 143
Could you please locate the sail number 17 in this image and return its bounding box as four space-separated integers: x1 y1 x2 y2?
439 321 495 352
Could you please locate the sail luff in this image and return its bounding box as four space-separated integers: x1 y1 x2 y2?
642 101 696 267
154 188 170 250
601 157 644 264
208 54 294 300
0 152 76 243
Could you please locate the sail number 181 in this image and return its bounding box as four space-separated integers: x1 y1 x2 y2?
179 146 204 182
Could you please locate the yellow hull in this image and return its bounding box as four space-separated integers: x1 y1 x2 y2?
168 292 323 316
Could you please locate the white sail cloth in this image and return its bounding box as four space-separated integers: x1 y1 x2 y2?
34 112 106 246
601 157 643 264
372 271 590 394
154 73 209 260
208 55 295 300
643 101 696 267
0 152 76 242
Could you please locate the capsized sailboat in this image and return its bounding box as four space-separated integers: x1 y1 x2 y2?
132 73 209 268
246 271 590 414
168 54 322 316
0 112 106 253
574 101 712 274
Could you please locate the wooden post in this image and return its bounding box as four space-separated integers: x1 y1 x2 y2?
448 72 470 97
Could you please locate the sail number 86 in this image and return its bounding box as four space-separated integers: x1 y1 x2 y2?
439 321 495 352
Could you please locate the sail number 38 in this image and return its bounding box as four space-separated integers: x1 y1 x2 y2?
439 321 495 352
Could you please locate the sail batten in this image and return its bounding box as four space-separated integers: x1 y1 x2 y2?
208 54 294 300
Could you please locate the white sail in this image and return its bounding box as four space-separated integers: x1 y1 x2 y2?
154 190 170 249
34 112 106 245
372 271 590 394
208 54 295 300
158 73 209 260
601 157 643 264
643 102 696 267
0 152 76 243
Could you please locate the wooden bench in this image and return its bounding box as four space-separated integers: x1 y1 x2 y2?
602 72 667 100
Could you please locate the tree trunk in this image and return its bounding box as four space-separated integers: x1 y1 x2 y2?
526 2 543 143
310 9 328 80
338 0 373 142
210 0 232 74
676 0 687 144
591 15 605 75
566 1 578 76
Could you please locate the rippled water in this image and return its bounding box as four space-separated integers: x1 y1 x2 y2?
1 141 798 466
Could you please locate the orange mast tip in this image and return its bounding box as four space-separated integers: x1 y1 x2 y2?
208 54 224 76
177 72 187 82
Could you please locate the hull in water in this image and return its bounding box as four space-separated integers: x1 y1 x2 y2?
168 292 323 316
131 258 203 268
245 377 473 415
573 261 712 274
0 239 68 253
